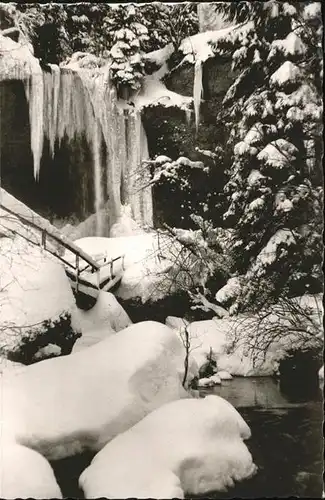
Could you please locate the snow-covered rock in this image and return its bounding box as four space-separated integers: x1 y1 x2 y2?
210 373 222 385
1 321 197 460
0 234 80 363
198 377 215 388
0 443 62 499
79 396 257 499
71 291 132 352
71 292 132 353
217 370 233 381
318 365 324 381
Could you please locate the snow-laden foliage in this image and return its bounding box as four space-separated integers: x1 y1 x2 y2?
104 4 149 96
145 149 229 229
13 3 198 68
210 1 323 311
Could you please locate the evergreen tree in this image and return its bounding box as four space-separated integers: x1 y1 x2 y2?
105 4 149 97
212 1 323 312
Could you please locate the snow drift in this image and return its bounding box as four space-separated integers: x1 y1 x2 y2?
166 298 322 377
0 234 79 363
0 443 62 499
1 321 198 461
71 291 132 352
79 395 257 499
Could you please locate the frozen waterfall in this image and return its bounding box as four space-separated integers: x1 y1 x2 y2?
0 35 153 234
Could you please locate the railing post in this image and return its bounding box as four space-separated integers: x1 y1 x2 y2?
41 230 46 250
121 255 125 271
75 254 80 294
110 259 114 279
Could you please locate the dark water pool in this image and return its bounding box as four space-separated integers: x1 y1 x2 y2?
52 377 323 499
193 377 324 499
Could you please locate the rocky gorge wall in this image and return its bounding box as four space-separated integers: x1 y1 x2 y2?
0 24 236 233
142 55 237 228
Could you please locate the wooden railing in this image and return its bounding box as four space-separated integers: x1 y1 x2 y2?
0 203 100 272
0 202 126 298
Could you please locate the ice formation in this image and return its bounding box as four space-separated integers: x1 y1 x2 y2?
79 396 257 498
193 60 203 132
0 35 153 234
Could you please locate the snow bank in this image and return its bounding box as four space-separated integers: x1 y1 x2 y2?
79 395 256 499
0 188 63 254
0 234 79 362
166 299 322 378
0 443 62 499
1 321 197 460
71 291 132 352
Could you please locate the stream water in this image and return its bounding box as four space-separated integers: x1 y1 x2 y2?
52 377 323 498
194 377 324 499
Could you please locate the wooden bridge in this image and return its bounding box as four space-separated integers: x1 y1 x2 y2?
0 196 125 308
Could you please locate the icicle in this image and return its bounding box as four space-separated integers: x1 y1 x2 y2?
139 121 153 227
24 69 44 180
193 60 203 133
0 32 154 231
92 118 104 236
47 64 60 157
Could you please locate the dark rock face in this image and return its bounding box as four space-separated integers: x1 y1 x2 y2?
0 79 95 223
119 292 217 325
0 55 235 230
142 56 236 229
143 58 235 161
4 312 81 365
279 348 323 401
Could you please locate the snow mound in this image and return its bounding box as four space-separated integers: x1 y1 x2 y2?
1 321 197 460
166 306 322 378
79 395 256 499
71 291 132 352
198 374 222 387
72 291 131 335
0 443 62 499
0 234 78 362
218 370 233 380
